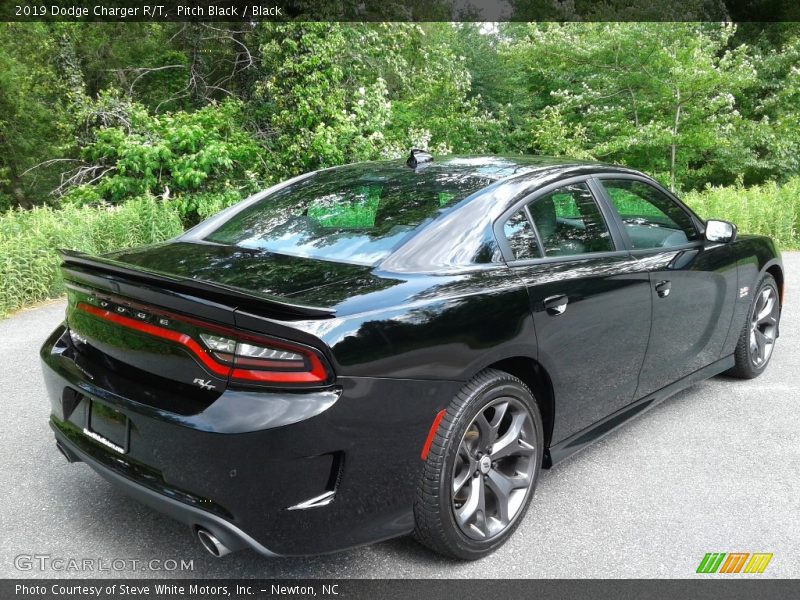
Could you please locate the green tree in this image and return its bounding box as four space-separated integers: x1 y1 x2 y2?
62 96 263 214
502 23 758 190
731 24 800 183
252 23 507 174
2 21 800 210
253 23 394 175
0 24 72 209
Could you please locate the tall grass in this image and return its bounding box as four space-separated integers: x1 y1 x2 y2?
683 177 800 249
0 195 183 316
0 178 798 318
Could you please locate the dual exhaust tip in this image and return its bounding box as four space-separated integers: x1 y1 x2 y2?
56 441 80 463
196 528 232 558
56 441 234 560
195 490 337 558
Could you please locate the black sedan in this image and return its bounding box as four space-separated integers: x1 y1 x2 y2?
41 152 783 560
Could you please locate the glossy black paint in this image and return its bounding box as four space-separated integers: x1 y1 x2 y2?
40 155 783 556
513 254 653 441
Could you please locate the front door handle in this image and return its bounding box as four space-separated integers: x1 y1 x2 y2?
543 294 568 315
655 280 672 298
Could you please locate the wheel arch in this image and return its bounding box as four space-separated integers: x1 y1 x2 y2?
477 355 555 465
765 262 784 306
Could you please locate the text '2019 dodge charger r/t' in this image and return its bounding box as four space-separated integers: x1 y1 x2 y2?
41 151 783 559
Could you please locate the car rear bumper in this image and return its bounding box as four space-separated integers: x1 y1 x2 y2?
51 425 279 556
41 324 462 556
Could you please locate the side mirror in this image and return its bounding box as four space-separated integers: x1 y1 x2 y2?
705 219 737 244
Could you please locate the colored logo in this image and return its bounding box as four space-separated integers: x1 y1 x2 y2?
696 552 773 574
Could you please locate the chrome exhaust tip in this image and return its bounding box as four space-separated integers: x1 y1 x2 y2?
196 528 232 558
55 441 79 463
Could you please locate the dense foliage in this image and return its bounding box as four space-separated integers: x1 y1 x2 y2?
1 22 799 315
4 21 799 212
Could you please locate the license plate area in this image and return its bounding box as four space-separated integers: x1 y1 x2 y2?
84 400 129 454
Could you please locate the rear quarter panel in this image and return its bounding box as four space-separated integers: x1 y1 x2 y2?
296 268 537 381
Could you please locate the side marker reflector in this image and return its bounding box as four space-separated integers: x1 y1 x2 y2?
420 409 447 460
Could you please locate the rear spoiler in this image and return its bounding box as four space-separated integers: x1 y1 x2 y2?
59 249 336 319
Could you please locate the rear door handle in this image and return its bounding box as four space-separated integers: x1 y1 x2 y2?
655 280 672 298
543 294 568 315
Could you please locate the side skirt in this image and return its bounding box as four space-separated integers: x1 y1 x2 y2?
544 355 735 467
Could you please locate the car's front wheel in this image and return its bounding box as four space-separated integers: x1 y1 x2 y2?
727 273 781 379
413 369 543 560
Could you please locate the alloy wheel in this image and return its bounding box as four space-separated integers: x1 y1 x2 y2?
452 397 537 541
749 285 779 368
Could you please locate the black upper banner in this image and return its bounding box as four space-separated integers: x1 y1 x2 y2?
1 0 799 22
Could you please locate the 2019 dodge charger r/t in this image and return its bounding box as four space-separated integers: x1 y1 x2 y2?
41 152 783 560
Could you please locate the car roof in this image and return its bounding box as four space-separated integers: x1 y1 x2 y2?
371 155 645 273
186 154 643 274
329 154 639 187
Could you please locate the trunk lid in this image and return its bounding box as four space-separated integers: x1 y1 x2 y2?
60 243 349 403
99 241 393 312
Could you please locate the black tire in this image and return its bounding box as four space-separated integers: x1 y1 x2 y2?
726 273 780 379
413 369 543 560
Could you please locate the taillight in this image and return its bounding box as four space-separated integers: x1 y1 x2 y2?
197 331 328 383
233 343 306 369
76 301 332 386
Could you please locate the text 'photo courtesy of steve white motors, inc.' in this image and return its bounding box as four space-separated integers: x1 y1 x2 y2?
12 4 284 18
14 583 339 597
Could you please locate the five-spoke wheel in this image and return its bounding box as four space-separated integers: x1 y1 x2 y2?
414 369 542 560
749 284 779 368
452 398 536 541
728 273 781 379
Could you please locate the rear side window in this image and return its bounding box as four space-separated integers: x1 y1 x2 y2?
527 183 614 257
503 210 541 260
600 179 699 249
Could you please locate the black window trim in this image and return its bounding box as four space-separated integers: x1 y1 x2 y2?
590 173 706 255
493 174 629 266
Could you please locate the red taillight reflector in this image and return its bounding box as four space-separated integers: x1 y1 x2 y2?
231 361 328 384
77 302 229 377
75 301 330 385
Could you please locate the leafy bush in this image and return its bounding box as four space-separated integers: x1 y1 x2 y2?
63 96 264 205
172 189 244 227
0 195 182 316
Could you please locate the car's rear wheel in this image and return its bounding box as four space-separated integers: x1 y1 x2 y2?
413 369 543 560
727 273 780 379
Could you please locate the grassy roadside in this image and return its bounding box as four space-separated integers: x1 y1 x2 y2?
1 177 798 318
0 195 183 317
683 178 800 250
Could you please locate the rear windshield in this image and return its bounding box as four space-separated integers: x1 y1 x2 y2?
203 163 493 265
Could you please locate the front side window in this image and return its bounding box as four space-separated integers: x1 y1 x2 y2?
527 182 614 257
600 179 699 249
